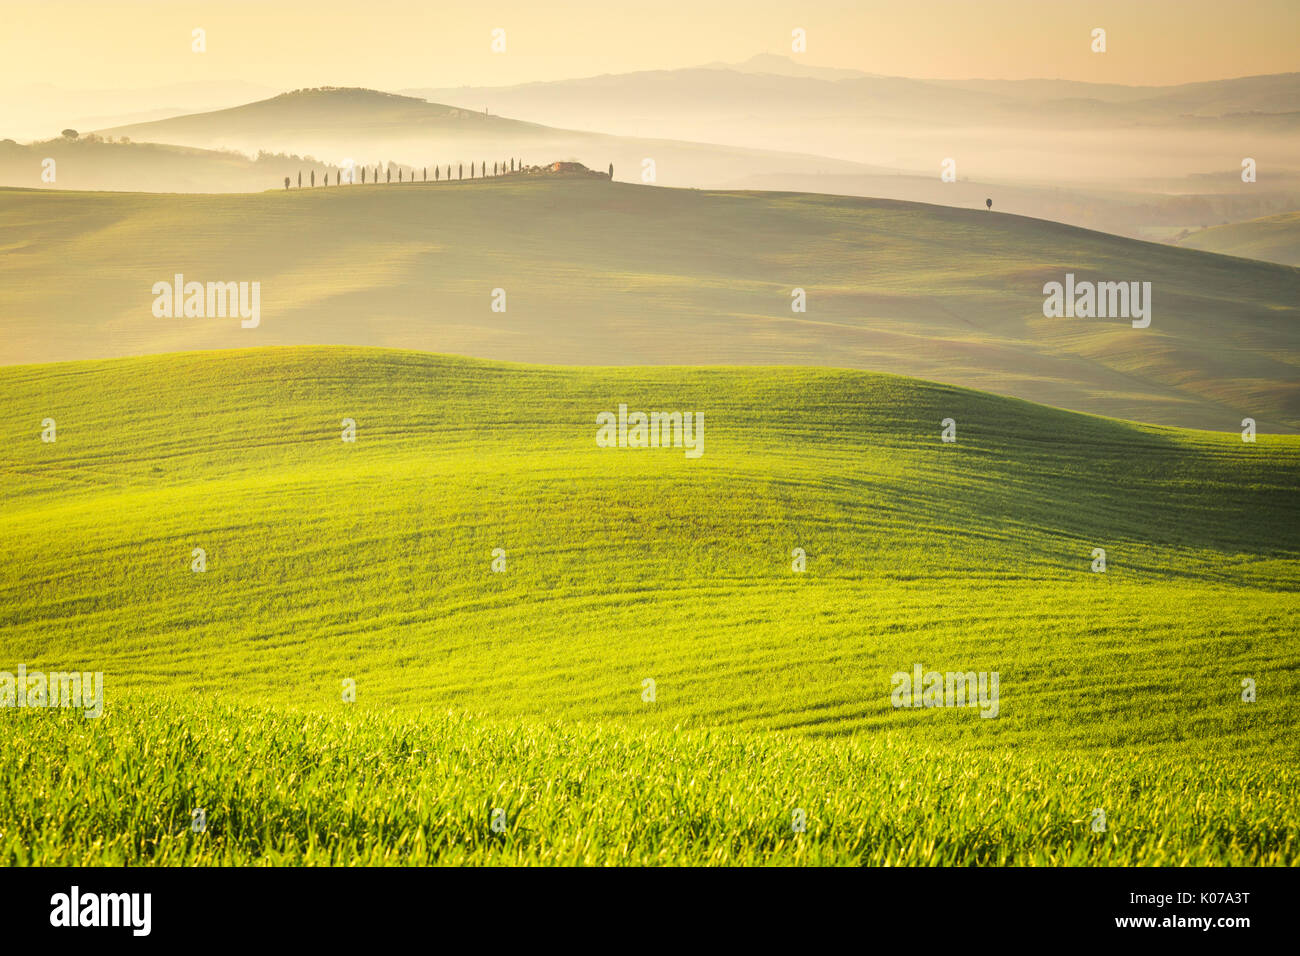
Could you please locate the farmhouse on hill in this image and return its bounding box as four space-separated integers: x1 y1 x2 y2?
522 161 611 179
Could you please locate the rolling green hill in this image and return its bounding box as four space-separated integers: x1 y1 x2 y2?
1 348 1296 864
1 178 1297 432
1177 211 1300 267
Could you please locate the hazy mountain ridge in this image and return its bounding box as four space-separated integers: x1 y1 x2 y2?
80 86 896 192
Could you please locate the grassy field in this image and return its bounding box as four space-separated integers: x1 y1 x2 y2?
1178 211 1300 268
0 347 1296 864
4 701 1294 865
1 177 1297 432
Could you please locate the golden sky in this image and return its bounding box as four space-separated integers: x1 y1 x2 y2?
3 0 1297 91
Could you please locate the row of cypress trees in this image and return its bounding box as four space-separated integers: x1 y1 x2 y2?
284 157 526 189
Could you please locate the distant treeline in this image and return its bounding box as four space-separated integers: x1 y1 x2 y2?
281 157 535 188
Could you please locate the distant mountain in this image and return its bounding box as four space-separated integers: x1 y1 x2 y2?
924 72 1300 115
401 62 1300 175
699 53 872 81
98 88 544 150
90 87 898 192
404 59 1300 132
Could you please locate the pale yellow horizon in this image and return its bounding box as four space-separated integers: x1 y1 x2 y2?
2 0 1297 94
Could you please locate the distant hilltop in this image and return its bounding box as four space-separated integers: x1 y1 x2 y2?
528 161 609 178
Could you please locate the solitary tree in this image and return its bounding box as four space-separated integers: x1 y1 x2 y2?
458 163 462 180
361 166 366 184
986 198 992 210
608 163 614 180
61 129 78 139
311 170 315 187
423 167 427 182
284 176 290 190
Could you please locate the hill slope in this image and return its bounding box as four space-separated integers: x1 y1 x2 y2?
1 348 1296 864
1 178 1297 431
2 347 1296 733
1177 211 1300 266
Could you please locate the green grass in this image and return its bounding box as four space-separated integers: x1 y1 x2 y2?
4 700 1294 866
1178 210 1300 268
0 346 1297 864
1 177 1297 431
